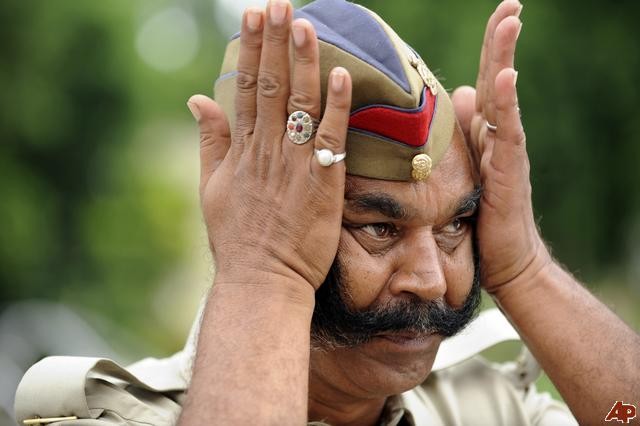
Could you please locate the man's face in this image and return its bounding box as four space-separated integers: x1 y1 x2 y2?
309 128 480 398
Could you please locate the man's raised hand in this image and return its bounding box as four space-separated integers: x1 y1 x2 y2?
188 2 352 293
451 0 550 295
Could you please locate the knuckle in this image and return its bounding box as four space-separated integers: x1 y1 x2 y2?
263 29 289 45
257 72 284 98
199 131 213 147
232 124 253 140
241 33 262 50
294 53 315 66
236 70 258 93
199 131 219 151
326 95 350 111
486 102 496 117
288 92 316 113
200 124 231 145
234 112 256 137
316 129 343 151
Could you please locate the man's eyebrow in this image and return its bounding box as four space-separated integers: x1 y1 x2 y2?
345 192 409 220
454 186 483 216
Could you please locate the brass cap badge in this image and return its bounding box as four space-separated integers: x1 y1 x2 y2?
411 154 432 181
406 48 438 96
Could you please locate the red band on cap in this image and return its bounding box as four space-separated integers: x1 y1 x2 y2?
348 88 436 147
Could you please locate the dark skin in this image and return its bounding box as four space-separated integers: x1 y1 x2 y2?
180 0 640 424
307 130 476 426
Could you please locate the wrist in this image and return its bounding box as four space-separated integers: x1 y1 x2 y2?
213 248 329 291
213 269 317 311
489 239 554 304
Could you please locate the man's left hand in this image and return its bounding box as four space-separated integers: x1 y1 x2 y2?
450 0 551 295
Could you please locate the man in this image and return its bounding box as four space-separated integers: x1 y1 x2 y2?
15 0 639 424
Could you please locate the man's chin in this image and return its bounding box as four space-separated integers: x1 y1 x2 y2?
348 333 443 396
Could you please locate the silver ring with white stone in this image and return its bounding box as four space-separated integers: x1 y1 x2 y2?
315 149 346 167
287 111 319 145
486 121 497 132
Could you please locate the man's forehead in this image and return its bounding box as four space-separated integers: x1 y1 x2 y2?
343 180 480 227
344 127 476 202
344 175 472 204
342 127 478 224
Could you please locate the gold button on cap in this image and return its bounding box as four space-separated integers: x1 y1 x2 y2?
411 154 432 181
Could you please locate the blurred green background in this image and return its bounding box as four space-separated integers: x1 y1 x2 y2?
0 0 639 412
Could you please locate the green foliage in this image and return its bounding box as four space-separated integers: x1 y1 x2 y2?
0 1 136 302
0 0 224 352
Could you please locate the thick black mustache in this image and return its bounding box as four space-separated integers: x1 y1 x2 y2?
311 259 481 348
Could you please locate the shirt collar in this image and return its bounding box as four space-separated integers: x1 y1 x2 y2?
379 394 415 426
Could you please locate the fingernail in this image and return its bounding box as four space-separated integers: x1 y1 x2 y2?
516 21 523 40
331 68 345 92
187 101 201 121
246 9 262 32
513 71 519 87
269 0 287 25
292 22 306 47
516 3 524 17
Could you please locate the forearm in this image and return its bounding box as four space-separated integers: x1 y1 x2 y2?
493 249 640 424
179 275 315 425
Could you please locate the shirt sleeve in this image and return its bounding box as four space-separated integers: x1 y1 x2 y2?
417 355 578 425
14 356 184 425
521 384 578 426
497 347 577 426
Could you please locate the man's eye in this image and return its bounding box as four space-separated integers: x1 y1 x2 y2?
360 223 397 238
443 218 466 234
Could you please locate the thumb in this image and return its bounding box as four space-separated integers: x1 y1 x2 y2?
187 94 231 195
451 85 476 144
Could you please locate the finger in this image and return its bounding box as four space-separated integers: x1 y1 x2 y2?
312 67 351 184
255 0 293 141
476 0 523 113
288 19 320 118
283 19 321 159
187 94 232 197
451 85 476 143
234 8 264 139
471 114 486 150
491 68 526 176
484 16 522 126
452 86 482 170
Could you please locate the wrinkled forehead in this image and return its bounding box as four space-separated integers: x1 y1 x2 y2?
215 0 457 182
344 127 476 213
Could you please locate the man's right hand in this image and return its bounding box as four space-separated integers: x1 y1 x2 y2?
181 4 354 424
187 2 352 292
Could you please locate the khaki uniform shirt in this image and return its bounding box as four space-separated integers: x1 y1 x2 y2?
14 309 577 425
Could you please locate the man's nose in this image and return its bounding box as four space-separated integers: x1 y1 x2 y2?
388 229 446 302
